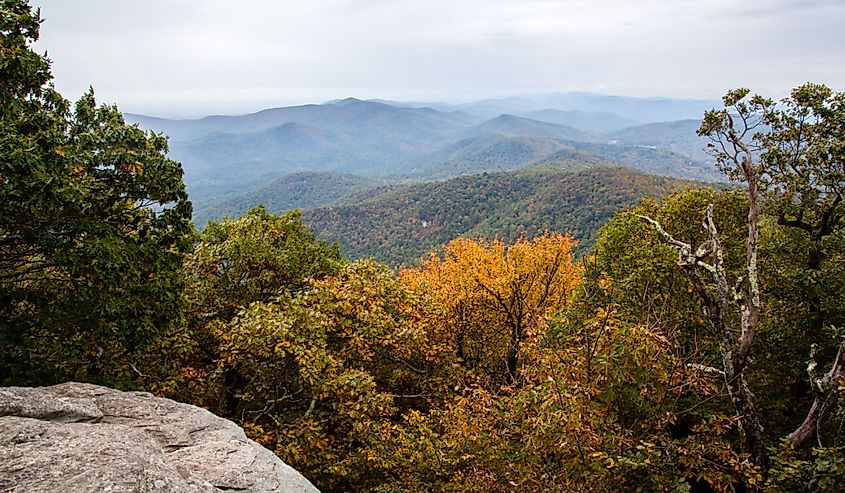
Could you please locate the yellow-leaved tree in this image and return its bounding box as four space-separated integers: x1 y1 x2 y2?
401 233 581 389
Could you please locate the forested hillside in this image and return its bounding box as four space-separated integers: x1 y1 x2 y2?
193 172 384 226
196 162 712 266
607 119 711 162
394 133 595 178
4 3 845 493
303 166 700 264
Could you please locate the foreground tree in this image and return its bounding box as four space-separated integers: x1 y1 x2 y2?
0 0 193 384
751 85 845 450
363 269 762 492
639 84 845 468
135 206 342 406
219 260 426 490
182 206 342 325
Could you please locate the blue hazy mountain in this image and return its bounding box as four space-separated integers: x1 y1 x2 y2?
518 109 638 133
126 93 722 217
606 119 710 162
453 92 719 123
127 98 470 142
464 114 599 142
397 134 584 178
137 99 473 202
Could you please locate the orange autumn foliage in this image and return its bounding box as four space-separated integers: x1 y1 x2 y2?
401 233 581 388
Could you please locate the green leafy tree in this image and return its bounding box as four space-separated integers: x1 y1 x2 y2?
749 85 845 451
697 85 845 455
219 260 425 491
183 206 342 323
136 206 343 407
756 83 845 266
632 84 845 477
0 0 193 384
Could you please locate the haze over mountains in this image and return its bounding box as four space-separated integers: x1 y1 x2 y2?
126 92 722 263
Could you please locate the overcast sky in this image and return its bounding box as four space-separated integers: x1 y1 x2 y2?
30 0 845 117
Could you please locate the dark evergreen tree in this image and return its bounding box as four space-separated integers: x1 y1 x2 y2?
0 0 193 384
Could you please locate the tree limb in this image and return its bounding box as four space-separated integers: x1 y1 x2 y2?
788 337 845 448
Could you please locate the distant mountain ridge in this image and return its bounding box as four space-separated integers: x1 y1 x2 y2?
125 92 722 219
397 134 586 179
449 92 719 122
606 119 710 162
127 98 471 141
466 114 598 142
518 109 638 133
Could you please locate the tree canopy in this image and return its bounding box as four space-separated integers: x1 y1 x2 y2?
3 2 845 489
632 83 845 473
0 0 193 384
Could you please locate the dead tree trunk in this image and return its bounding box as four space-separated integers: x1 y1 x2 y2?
639 110 772 465
788 340 845 448
647 87 845 471
639 198 766 466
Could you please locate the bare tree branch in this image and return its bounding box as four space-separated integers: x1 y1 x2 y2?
789 337 845 448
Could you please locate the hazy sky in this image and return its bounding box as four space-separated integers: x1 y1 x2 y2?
30 0 845 117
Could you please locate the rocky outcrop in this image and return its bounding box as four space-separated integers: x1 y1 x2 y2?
0 382 319 492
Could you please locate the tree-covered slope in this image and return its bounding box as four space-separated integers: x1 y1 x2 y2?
397 134 591 178
193 172 384 226
542 140 722 181
404 134 719 182
303 165 698 265
606 119 710 161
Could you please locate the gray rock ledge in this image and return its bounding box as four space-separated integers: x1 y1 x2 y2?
0 382 319 492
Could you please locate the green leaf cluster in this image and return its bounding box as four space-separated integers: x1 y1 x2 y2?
0 0 193 384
